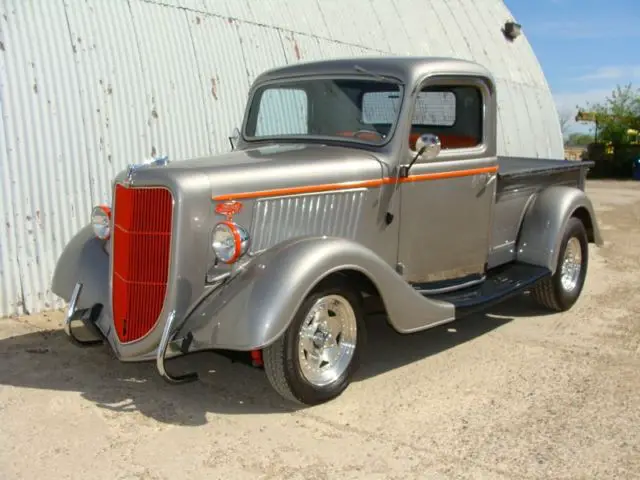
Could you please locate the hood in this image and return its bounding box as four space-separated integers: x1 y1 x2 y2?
114 143 387 199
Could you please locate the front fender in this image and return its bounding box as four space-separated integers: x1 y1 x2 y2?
516 186 604 273
178 236 455 351
51 224 110 310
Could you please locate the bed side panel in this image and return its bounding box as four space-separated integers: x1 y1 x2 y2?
489 157 587 269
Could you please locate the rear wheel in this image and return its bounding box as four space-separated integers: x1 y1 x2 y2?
262 276 365 405
531 216 589 312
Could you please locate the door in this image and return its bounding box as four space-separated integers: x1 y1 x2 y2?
397 77 497 287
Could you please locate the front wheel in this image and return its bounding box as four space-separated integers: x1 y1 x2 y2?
530 216 589 312
262 276 365 405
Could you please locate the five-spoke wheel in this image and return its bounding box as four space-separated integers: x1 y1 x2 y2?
297 294 358 387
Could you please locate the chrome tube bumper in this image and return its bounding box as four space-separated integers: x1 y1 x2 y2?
156 310 198 384
156 272 232 384
64 281 199 384
64 282 103 347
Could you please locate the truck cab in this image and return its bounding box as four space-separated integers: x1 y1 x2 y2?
52 56 603 405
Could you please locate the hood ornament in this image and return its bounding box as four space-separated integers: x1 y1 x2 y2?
149 155 170 167
123 155 170 186
123 164 139 186
215 200 243 221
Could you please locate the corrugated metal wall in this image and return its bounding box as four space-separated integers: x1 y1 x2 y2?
0 0 563 317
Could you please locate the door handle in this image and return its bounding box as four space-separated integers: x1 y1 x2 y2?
484 173 497 187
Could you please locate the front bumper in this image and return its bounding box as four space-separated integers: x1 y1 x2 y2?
63 283 104 347
64 281 199 384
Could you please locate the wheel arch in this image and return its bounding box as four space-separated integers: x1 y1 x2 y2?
529 215 590 312
331 268 387 315
178 236 452 352
261 266 370 406
516 185 603 274
571 205 597 244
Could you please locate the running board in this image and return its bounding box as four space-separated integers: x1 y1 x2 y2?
423 262 551 318
411 272 485 295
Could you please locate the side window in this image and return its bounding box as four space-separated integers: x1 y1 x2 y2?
255 88 308 136
412 91 456 126
361 91 401 125
409 85 483 151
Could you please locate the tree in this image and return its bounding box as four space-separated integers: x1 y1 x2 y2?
566 132 594 147
557 108 574 139
576 83 640 144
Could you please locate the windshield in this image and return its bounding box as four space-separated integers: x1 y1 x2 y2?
243 77 403 145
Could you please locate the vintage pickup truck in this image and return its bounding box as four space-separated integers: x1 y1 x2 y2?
52 56 603 405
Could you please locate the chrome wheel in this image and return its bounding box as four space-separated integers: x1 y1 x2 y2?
530 217 589 313
297 294 357 387
560 237 583 292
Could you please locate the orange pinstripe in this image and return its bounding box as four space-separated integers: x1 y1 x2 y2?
212 165 498 201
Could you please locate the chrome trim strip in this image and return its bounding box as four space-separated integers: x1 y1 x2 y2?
205 271 232 285
415 275 486 295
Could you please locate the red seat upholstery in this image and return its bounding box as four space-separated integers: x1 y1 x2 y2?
409 133 477 150
336 131 478 150
335 130 381 141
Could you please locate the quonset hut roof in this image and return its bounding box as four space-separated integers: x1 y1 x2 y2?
0 0 562 316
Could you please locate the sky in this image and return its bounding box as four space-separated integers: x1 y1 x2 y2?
505 0 640 135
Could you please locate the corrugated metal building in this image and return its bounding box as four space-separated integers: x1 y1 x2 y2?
0 0 563 317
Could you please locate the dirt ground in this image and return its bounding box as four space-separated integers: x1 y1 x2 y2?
1 180 639 479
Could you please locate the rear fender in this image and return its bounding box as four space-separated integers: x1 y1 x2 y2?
178 236 455 351
516 186 604 273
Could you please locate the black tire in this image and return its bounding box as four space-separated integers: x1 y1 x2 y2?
530 216 589 312
262 275 365 406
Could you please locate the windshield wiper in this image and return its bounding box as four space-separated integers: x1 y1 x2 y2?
353 65 400 83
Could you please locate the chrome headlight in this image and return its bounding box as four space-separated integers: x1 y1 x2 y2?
212 221 249 264
91 205 111 240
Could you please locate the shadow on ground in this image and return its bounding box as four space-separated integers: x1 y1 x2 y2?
0 292 549 426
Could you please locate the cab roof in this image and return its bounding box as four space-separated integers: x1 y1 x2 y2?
252 56 495 87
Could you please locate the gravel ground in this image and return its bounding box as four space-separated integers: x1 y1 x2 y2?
1 179 639 479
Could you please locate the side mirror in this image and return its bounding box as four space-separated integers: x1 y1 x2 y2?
415 133 441 161
400 133 442 178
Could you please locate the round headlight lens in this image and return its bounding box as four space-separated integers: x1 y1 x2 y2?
212 222 249 264
91 205 111 240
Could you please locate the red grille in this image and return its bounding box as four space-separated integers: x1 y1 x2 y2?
111 184 173 342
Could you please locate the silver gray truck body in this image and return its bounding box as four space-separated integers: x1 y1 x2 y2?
51 56 602 404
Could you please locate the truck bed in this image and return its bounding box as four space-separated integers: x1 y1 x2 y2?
487 156 594 270
496 156 593 195
497 156 593 180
